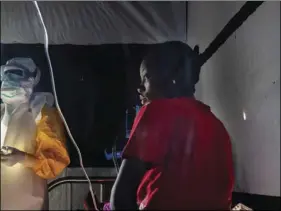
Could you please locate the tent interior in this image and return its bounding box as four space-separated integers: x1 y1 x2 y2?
1 43 155 167
1 1 187 167
1 1 280 210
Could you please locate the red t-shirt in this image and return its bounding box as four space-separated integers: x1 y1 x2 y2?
123 98 234 210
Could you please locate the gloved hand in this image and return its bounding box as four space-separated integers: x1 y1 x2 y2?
1 146 25 167
103 202 111 211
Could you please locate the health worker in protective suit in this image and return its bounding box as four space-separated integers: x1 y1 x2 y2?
1 58 70 210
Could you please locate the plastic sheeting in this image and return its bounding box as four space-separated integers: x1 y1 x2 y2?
0 1 187 45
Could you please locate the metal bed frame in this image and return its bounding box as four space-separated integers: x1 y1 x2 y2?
48 176 116 208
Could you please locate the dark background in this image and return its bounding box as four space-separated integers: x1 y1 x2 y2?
1 43 154 167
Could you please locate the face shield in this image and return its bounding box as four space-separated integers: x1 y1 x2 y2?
0 58 41 104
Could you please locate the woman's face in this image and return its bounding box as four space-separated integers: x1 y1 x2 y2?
138 67 150 105
137 61 162 105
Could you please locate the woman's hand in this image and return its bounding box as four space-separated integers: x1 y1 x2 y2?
1 146 26 167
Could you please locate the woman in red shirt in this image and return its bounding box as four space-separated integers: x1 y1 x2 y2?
110 41 234 210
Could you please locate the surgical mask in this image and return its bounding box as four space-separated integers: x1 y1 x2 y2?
1 80 32 104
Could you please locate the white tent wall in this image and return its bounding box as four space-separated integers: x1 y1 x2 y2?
188 1 280 197
1 1 187 45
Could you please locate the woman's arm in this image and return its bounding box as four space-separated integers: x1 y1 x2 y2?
110 101 169 210
110 158 148 210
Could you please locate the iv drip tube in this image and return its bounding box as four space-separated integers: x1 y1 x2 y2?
32 1 98 210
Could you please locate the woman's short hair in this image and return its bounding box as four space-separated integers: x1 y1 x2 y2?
142 41 201 97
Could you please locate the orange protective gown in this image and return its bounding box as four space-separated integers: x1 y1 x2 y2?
27 106 70 179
